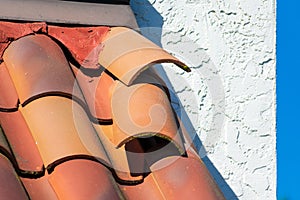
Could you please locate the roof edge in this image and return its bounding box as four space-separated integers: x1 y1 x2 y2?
0 0 138 28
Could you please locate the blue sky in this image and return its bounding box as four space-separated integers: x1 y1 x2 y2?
277 0 300 199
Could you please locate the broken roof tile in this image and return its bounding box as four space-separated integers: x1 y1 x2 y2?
48 159 123 200
0 62 18 110
98 27 190 85
0 154 29 199
3 34 85 106
48 26 110 68
0 21 110 68
111 81 185 154
19 96 109 172
0 111 44 175
0 21 47 61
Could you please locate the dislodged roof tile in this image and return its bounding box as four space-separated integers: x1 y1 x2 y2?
48 159 123 200
0 154 29 199
98 27 191 85
0 62 18 110
111 81 185 154
0 20 225 199
0 111 44 175
3 34 85 107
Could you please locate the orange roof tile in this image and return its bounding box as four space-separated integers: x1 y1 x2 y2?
0 111 44 175
0 20 224 199
0 62 18 110
0 154 29 199
150 147 225 200
111 81 185 154
21 174 59 200
70 64 115 123
19 96 109 171
93 124 145 184
48 159 123 200
119 173 166 200
98 27 191 85
3 34 85 107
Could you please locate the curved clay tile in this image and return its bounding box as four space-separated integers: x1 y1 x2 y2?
149 147 225 200
98 27 190 85
48 159 123 200
119 173 165 200
0 62 18 110
93 124 144 184
2 34 85 106
0 126 17 167
131 67 169 95
70 64 115 122
0 154 29 200
110 81 185 155
21 174 59 200
19 96 109 172
0 111 44 175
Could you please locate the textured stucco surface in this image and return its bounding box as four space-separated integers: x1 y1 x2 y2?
131 0 276 199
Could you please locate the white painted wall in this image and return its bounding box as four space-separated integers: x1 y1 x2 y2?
131 0 276 199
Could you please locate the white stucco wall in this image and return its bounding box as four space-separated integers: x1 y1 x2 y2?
131 0 276 199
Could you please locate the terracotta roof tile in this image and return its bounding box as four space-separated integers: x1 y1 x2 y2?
2 34 85 107
111 81 185 154
0 111 44 175
70 64 115 123
0 20 224 198
19 96 109 172
21 174 59 200
0 125 16 165
150 147 225 200
0 154 29 199
93 124 145 184
98 27 190 85
48 159 123 200
119 173 165 200
0 62 18 110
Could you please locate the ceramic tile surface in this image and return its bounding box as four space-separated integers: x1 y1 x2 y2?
0 19 224 199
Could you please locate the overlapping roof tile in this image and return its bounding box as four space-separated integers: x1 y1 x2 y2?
0 62 19 110
21 173 59 200
0 111 44 175
0 154 29 199
3 34 86 107
0 19 225 199
48 159 123 200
